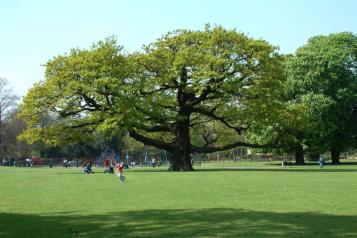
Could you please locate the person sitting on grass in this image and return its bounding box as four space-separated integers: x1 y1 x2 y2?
84 161 93 174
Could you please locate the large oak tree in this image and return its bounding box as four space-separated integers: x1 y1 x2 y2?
19 26 284 171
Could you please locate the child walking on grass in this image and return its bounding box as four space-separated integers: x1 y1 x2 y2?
115 162 125 182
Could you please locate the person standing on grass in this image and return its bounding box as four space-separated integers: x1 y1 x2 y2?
115 162 125 182
104 159 110 173
319 155 325 168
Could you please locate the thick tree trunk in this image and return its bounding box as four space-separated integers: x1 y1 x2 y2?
170 111 193 171
294 144 305 165
331 148 340 164
128 126 193 171
170 147 193 171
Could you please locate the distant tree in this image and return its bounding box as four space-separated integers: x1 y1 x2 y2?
0 78 19 160
19 26 284 171
248 91 331 164
286 32 357 164
0 107 31 161
247 53 335 165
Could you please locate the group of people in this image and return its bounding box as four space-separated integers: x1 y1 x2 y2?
1 158 16 166
83 159 125 183
281 155 325 168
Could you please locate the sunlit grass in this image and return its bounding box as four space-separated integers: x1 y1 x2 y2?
1 161 357 237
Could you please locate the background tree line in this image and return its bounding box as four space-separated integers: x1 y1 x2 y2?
1 26 356 170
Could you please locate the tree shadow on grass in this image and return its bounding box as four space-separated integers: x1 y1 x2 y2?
194 167 357 173
268 161 357 166
1 208 357 238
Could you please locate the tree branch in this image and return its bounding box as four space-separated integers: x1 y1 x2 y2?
191 107 246 134
69 120 104 129
139 124 172 133
129 129 172 152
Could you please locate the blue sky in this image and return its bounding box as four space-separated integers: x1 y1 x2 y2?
1 0 357 97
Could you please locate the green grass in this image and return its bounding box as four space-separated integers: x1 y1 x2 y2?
1 161 357 237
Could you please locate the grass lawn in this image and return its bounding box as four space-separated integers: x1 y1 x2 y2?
1 161 357 237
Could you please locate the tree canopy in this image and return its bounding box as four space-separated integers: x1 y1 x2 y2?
19 26 285 170
286 32 357 163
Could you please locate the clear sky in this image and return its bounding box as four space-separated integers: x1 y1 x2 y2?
1 0 357 97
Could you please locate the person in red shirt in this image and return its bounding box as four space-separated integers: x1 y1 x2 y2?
115 162 125 182
104 159 113 173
